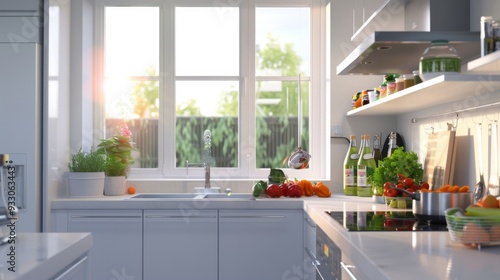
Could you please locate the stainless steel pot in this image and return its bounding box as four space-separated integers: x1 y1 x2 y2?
389 186 473 223
412 191 473 223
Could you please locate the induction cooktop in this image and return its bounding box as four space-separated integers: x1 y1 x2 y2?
326 211 448 232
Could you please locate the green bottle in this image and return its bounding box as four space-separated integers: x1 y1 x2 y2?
357 134 377 197
343 135 359 196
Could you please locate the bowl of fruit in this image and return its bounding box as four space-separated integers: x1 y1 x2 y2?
445 195 500 248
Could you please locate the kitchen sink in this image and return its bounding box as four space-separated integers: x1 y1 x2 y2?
129 193 255 199
202 193 255 199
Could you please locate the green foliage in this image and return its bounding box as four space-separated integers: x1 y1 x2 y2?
373 147 424 194
176 99 202 116
258 34 300 76
68 149 106 173
216 91 238 116
132 67 159 118
104 156 129 177
97 134 137 177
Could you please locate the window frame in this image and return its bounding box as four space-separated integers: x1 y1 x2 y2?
93 0 330 181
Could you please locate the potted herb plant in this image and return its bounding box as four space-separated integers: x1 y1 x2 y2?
97 125 138 195
67 148 106 197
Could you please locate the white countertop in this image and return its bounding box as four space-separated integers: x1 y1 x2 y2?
304 196 500 280
0 232 92 280
52 194 500 279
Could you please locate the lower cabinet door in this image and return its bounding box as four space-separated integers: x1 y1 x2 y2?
67 210 143 280
143 209 218 280
219 209 303 280
54 255 89 280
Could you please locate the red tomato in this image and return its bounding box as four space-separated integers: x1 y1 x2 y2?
386 188 399 197
383 182 392 190
396 183 405 189
420 182 430 190
384 219 397 228
397 174 406 180
403 178 415 188
279 183 290 197
266 184 283 198
287 184 303 198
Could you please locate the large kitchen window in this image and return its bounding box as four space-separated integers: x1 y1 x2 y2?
94 0 329 180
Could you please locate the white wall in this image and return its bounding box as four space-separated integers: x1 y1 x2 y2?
396 0 500 189
328 0 398 193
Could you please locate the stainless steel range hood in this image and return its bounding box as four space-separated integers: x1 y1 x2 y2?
337 0 479 75
337 31 480 75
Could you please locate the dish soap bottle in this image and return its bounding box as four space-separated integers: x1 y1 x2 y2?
357 135 377 197
343 135 359 196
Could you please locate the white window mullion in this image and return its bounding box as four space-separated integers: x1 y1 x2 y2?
161 1 177 177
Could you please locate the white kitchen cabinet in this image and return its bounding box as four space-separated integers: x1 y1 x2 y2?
0 0 41 12
303 214 317 280
218 209 303 280
66 210 143 280
54 255 89 280
143 209 218 280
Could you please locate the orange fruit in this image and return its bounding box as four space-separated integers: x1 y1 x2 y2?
127 186 136 194
478 195 499 208
489 225 500 242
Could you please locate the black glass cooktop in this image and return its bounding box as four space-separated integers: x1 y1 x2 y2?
326 211 448 232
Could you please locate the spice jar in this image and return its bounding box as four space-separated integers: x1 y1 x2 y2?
385 74 397 95
395 76 404 92
419 40 461 81
413 70 422 84
403 74 414 89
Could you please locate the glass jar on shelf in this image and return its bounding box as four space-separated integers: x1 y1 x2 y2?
419 40 461 81
403 73 414 89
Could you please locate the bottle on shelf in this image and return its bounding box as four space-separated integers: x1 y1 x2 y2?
357 134 377 197
362 90 369 106
379 76 388 98
372 134 382 167
343 135 359 196
386 132 398 158
481 16 494 57
386 74 397 95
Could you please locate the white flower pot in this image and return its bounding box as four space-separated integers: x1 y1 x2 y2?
104 176 126 196
67 172 105 197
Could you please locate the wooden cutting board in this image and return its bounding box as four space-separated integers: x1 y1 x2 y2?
422 130 457 190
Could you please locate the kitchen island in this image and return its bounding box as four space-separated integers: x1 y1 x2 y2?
52 194 500 279
0 232 92 280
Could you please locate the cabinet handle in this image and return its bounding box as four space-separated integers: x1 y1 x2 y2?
54 255 88 280
305 217 316 228
340 261 358 280
219 215 286 219
305 247 320 266
145 215 217 219
70 215 142 220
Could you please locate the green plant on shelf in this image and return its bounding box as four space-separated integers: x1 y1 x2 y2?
68 149 106 173
97 125 138 177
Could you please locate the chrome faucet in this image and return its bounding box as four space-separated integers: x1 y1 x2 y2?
201 129 215 191
186 130 217 193
202 130 214 189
